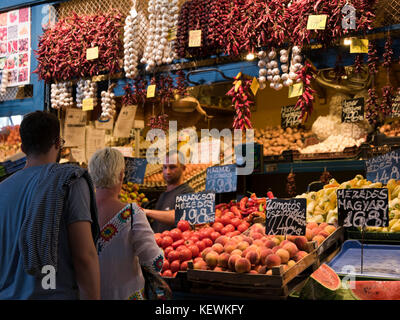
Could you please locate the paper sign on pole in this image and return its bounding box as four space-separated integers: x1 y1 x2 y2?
65 108 87 126
85 126 106 163
113 105 137 138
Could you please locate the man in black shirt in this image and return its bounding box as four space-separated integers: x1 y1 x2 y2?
144 152 194 233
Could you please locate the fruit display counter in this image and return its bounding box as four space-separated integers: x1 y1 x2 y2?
0 125 22 162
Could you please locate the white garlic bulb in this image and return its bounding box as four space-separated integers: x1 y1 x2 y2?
100 85 116 121
51 81 74 109
76 79 97 109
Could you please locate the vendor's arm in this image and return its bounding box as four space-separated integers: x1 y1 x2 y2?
143 209 175 226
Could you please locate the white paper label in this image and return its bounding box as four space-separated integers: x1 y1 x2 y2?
85 127 106 163
113 105 138 138
63 125 86 147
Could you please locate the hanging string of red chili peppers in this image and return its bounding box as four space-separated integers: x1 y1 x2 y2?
366 88 379 125
353 54 364 74
35 12 123 82
381 35 395 117
174 70 188 97
367 41 379 75
295 61 316 121
226 74 254 130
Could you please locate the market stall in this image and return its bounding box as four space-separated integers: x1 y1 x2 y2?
1 0 400 300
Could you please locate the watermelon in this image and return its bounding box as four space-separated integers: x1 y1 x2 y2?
349 281 400 300
300 264 341 300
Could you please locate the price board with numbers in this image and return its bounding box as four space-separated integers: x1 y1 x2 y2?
123 157 148 184
342 98 364 123
366 149 400 184
205 164 237 193
265 198 307 236
281 104 302 128
175 192 215 226
392 91 400 118
337 188 389 228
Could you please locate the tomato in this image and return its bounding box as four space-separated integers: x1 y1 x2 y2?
224 224 235 233
170 260 180 273
180 261 189 271
210 231 221 242
188 244 200 258
182 230 192 240
171 239 184 249
202 238 213 248
195 240 206 253
220 215 231 226
230 217 242 228
184 239 194 246
164 246 174 257
224 211 235 219
162 260 170 272
170 228 182 241
190 236 200 243
176 245 186 252
193 257 203 263
214 217 223 224
237 222 250 233
162 270 173 277
161 230 171 238
212 222 224 233
179 248 192 262
161 236 173 249
177 220 191 232
167 250 180 262
155 236 163 247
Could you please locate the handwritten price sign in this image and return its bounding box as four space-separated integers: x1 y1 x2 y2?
307 15 328 30
366 149 400 185
175 192 215 226
205 164 237 193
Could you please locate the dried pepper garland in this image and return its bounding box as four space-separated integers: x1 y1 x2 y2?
381 85 394 117
286 172 296 198
353 54 364 74
174 70 188 97
35 12 123 82
122 83 135 106
226 74 254 130
157 74 175 107
295 61 316 121
148 114 169 131
366 88 379 125
367 41 379 75
383 35 393 70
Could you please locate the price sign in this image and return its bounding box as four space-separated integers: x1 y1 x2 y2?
65 108 87 125
205 164 237 193
281 104 302 128
265 198 307 236
251 77 260 96
167 26 177 41
288 82 303 98
146 84 156 98
337 188 389 228
366 149 400 184
82 98 94 111
86 46 99 60
342 97 364 123
307 15 328 30
391 91 400 118
189 30 202 47
350 39 369 54
175 192 216 226
124 157 148 184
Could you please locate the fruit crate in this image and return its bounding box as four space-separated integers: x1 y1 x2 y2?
186 244 318 300
162 271 192 293
314 227 345 266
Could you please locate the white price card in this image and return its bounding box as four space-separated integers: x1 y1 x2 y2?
113 105 137 138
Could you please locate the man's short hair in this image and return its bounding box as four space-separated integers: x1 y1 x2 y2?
20 111 60 156
88 147 125 189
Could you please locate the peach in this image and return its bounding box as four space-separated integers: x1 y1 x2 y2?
293 251 308 262
214 266 224 272
242 236 253 245
282 242 299 258
287 235 297 242
251 223 265 234
235 258 251 273
232 235 244 243
276 248 290 264
287 260 296 268
319 222 328 229
324 225 336 235
228 254 242 271
250 231 263 240
201 247 213 260
249 270 258 274
205 251 219 268
312 235 325 246
257 265 267 274
280 239 291 246
318 230 330 238
212 243 224 254
272 245 282 254
215 235 229 246
265 254 281 268
231 249 243 257
245 250 260 265
260 248 274 265
224 241 237 254
264 239 276 249
282 264 289 272
307 222 318 230
266 269 273 275
312 227 322 238
248 245 260 253
294 236 308 251
217 252 230 268
271 237 281 246
305 228 314 241
253 239 264 247
193 260 208 270
236 241 250 251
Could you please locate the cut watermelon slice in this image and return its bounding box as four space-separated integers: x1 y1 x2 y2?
349 281 400 300
300 264 341 300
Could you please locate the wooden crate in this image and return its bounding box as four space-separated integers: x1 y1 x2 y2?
186 244 318 299
315 227 345 266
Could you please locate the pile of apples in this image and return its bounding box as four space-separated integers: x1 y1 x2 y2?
119 182 149 206
156 213 251 277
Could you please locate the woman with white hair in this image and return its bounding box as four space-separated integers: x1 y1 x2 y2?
88 147 164 300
